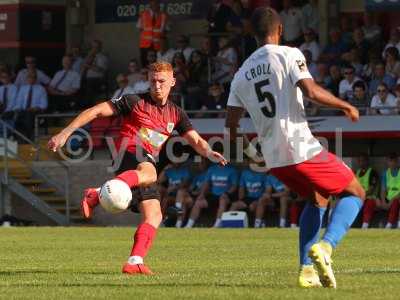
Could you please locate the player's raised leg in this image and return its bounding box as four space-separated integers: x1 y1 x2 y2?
81 161 157 219
122 198 162 275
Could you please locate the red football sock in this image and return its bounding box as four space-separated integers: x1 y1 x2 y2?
116 170 139 188
130 223 157 258
362 199 376 223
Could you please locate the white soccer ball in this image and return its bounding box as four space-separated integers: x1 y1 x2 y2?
99 179 132 214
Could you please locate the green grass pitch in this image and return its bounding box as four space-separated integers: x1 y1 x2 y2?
1 228 399 299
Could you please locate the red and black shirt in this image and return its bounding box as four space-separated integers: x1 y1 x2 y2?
110 93 193 157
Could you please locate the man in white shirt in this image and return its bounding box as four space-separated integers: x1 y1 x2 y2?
15 71 48 139
0 71 19 132
225 7 364 289
15 56 51 86
132 68 150 94
370 83 398 115
48 55 81 112
339 65 362 101
299 28 320 62
280 0 303 46
175 35 195 63
156 36 176 64
111 74 136 100
81 39 109 108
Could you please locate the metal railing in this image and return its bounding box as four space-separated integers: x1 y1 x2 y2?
0 119 71 223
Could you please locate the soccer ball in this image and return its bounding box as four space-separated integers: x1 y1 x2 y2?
99 179 132 214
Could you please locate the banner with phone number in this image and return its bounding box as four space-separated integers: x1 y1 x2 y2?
95 0 213 23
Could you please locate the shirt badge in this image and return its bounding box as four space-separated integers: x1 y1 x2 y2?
167 122 174 133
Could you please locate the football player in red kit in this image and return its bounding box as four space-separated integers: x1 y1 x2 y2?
48 62 227 275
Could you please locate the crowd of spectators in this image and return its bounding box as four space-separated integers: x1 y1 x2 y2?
4 0 400 142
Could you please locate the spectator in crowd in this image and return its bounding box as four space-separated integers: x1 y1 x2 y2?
199 36 215 59
380 153 400 229
369 62 396 96
185 162 238 228
212 36 238 88
241 15 258 60
345 28 369 64
299 28 320 62
362 50 380 81
0 70 19 132
257 173 291 228
126 59 142 86
280 0 303 46
186 50 209 110
384 46 400 79
47 55 81 112
355 154 380 229
175 159 209 228
314 62 331 88
362 12 382 44
158 161 191 217
70 46 84 74
382 28 400 59
326 64 342 96
197 83 227 118
15 56 50 86
225 0 244 36
111 74 136 99
156 36 176 64
303 50 317 79
350 80 370 115
171 52 189 100
347 48 364 77
229 160 269 227
145 49 158 68
340 16 355 46
15 71 48 140
370 82 398 115
301 0 319 35
175 35 195 65
137 0 168 67
208 0 234 34
320 28 348 65
81 39 109 107
339 65 361 101
131 68 150 94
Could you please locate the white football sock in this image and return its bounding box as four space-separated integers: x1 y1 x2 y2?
361 222 369 229
128 256 143 265
185 219 195 228
279 218 286 228
175 219 183 228
254 218 262 228
213 218 221 228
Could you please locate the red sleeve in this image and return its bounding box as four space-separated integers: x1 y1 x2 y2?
175 108 193 135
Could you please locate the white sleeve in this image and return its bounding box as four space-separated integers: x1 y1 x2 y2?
288 48 312 86
370 96 378 108
227 90 243 108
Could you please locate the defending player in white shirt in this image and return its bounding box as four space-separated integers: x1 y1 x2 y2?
225 7 365 289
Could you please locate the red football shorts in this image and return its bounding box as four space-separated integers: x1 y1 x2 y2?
270 150 354 198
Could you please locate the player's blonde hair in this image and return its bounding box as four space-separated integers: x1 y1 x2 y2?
148 61 173 73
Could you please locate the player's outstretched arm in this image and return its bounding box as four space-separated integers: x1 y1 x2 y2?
47 101 115 152
182 130 227 165
297 78 359 122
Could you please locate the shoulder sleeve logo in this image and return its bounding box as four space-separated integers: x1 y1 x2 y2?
296 60 308 72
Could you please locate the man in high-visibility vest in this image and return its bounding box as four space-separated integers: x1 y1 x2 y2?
137 0 168 67
355 154 379 229
380 153 400 229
